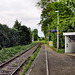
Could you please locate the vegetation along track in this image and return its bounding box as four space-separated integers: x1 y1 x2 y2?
0 43 41 75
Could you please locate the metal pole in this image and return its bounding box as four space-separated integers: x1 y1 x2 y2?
56 0 59 51
48 32 49 44
57 27 59 51
57 11 59 25
57 11 59 51
48 25 49 44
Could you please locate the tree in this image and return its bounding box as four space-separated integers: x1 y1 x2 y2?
0 20 32 49
37 0 75 48
28 28 32 43
19 25 32 45
0 24 10 48
13 20 32 45
32 29 39 41
13 20 21 31
8 29 20 46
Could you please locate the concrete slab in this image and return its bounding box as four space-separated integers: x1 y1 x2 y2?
66 53 75 56
26 44 47 75
26 44 75 75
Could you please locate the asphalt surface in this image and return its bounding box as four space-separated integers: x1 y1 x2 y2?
27 44 75 75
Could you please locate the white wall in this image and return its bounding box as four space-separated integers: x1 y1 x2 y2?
65 36 75 53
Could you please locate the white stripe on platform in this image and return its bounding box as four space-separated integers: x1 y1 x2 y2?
45 45 49 75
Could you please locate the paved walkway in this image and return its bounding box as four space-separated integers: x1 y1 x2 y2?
66 53 75 56
26 44 75 75
26 44 46 75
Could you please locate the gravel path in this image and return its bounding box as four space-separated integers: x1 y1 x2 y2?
27 44 75 75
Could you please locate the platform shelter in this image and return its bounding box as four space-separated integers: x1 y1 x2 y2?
63 32 75 53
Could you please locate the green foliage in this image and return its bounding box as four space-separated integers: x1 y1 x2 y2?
32 29 39 41
39 37 45 41
0 42 36 63
20 45 41 75
0 20 32 49
13 20 32 45
51 47 65 54
40 40 48 44
37 0 75 48
13 20 21 30
19 25 32 45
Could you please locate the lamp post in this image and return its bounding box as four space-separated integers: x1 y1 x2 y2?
55 0 59 51
48 24 49 43
55 10 59 51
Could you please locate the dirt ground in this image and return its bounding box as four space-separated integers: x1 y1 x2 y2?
27 44 75 75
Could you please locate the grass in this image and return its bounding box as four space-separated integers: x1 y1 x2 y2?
39 40 65 54
57 49 65 54
40 40 48 44
33 40 48 44
20 45 41 75
0 42 37 63
43 40 65 54
50 46 65 54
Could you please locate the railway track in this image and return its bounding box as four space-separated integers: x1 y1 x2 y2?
0 43 41 75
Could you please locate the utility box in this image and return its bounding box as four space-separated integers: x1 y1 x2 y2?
63 32 75 53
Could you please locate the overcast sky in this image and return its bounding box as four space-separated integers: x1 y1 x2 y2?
0 0 44 37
